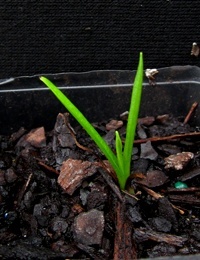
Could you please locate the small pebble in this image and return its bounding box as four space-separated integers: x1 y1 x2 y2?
61 206 70 218
0 160 6 169
33 204 49 227
73 209 104 245
86 190 107 210
149 217 172 232
0 170 6 185
5 168 17 183
0 186 8 197
50 217 68 235
140 141 158 161
127 206 142 223
191 226 200 241
148 243 176 258
23 191 33 209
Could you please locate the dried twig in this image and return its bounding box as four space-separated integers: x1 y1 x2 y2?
17 173 33 205
122 190 139 201
140 186 163 199
37 160 59 175
140 186 185 214
63 114 95 154
134 131 200 144
183 102 198 124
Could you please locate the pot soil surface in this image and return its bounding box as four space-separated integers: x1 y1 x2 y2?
1 109 200 259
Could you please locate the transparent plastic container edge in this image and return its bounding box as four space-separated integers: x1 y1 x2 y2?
0 65 200 135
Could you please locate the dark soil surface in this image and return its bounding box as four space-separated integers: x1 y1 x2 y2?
1 111 200 259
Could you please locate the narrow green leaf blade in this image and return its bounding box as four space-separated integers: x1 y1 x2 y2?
115 131 126 189
123 52 144 178
39 76 120 176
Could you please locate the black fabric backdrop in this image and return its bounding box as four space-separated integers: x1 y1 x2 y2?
1 1 200 78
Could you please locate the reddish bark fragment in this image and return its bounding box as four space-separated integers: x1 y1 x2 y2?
58 159 100 195
114 202 137 260
26 127 46 147
17 127 46 148
106 120 123 130
138 116 155 126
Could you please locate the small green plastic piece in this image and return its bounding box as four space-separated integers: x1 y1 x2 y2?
174 181 188 189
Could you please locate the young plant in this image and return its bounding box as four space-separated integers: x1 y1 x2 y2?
40 52 143 190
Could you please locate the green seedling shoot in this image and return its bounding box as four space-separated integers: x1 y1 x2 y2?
40 52 143 190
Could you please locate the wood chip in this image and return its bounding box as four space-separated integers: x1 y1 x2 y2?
58 159 100 195
134 227 187 247
164 152 194 170
114 202 137 260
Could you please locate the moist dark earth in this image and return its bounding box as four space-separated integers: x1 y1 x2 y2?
1 111 200 259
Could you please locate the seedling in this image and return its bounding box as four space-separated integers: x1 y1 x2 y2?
40 52 143 190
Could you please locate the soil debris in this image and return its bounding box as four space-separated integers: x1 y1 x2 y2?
17 127 46 148
4 168 17 183
164 151 194 170
1 112 200 259
140 141 158 160
73 209 104 245
134 227 187 247
53 113 76 149
106 119 123 130
134 170 168 188
191 42 199 57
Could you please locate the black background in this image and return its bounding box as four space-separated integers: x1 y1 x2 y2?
1 1 200 78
